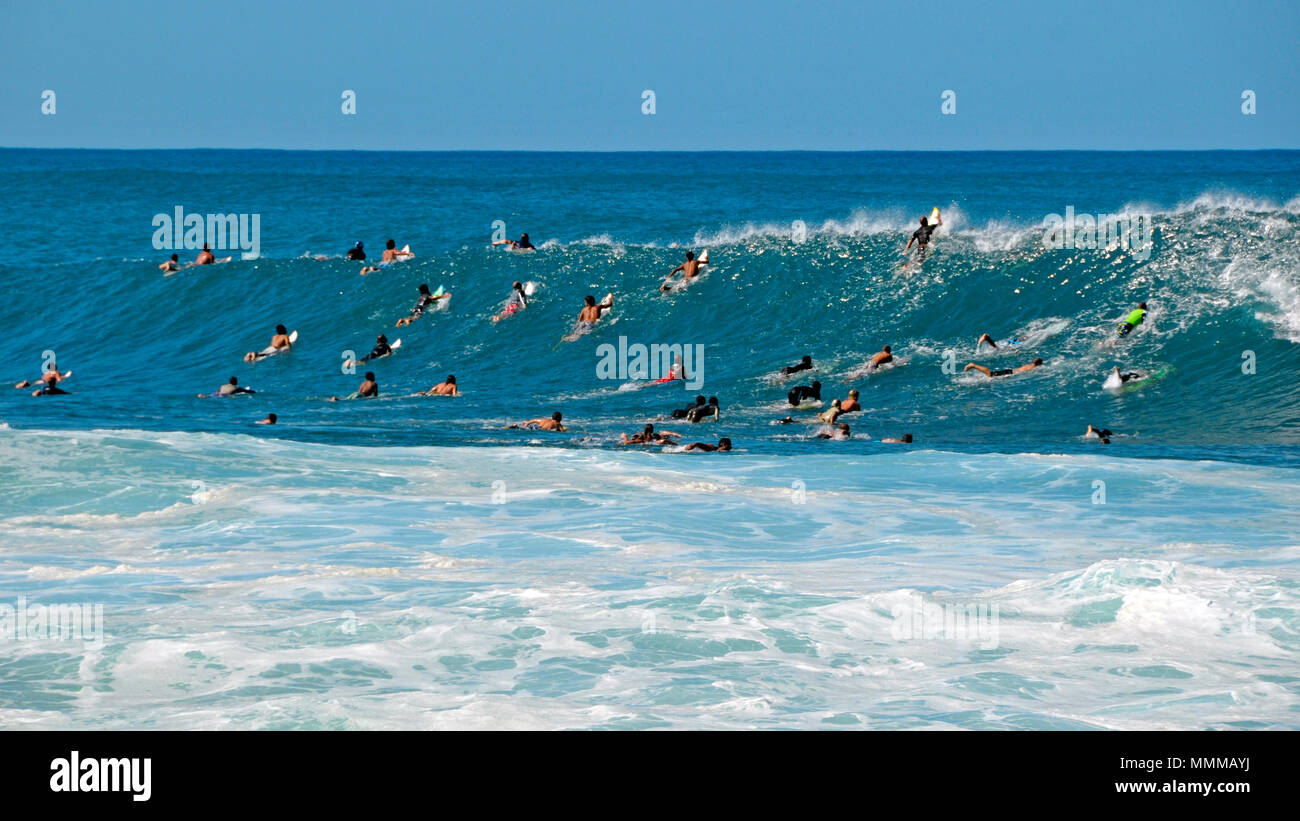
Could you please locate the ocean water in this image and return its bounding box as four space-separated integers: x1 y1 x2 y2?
1 150 1298 729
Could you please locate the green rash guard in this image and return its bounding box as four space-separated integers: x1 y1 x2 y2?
1124 308 1146 326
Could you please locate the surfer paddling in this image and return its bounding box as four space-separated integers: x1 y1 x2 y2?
661 250 708 291
244 324 293 362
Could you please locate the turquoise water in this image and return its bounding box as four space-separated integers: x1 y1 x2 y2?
1 150 1298 728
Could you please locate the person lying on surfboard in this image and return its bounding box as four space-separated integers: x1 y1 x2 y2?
16 360 71 393
576 294 613 325
1116 302 1147 337
256 413 277 425
382 239 414 263
864 345 894 371
904 212 940 256
620 423 682 446
329 372 378 401
418 375 458 396
357 335 393 364
494 233 536 251
201 376 256 397
839 390 861 413
345 242 366 261
780 355 813 375
509 411 566 431
492 281 529 322
244 324 293 362
661 250 708 291
193 243 232 265
396 284 448 326
159 253 181 273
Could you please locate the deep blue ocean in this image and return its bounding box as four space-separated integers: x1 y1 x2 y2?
1 150 1298 729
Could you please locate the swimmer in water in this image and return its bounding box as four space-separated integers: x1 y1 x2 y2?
976 333 1027 350
780 355 813 376
244 324 293 362
345 241 366 261
256 413 277 425
509 411 566 431
963 358 1043 377
881 433 913 443
787 380 822 406
1085 424 1113 444
684 438 732 452
419 375 458 396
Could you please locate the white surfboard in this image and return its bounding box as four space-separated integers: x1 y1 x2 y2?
927 208 941 226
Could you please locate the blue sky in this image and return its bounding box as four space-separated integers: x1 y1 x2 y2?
1 0 1296 150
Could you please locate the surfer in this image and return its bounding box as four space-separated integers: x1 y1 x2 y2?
330 372 378 401
963 358 1044 377
494 233 535 251
621 423 681 446
159 253 181 273
382 239 413 263
975 333 1024 350
816 424 851 440
396 284 448 327
864 345 894 370
492 281 529 323
345 242 366 261
419 375 458 396
671 395 707 419
1084 424 1113 442
195 244 215 265
686 397 720 423
256 413 277 425
904 212 940 255
357 335 393 364
203 376 255 397
661 250 708 291
15 362 70 393
839 390 861 413
244 324 293 362
819 399 844 424
780 355 813 376
881 434 913 443
572 294 613 334
510 412 566 431
684 438 732 452
1109 366 1146 384
787 380 822 406
1116 302 1148 337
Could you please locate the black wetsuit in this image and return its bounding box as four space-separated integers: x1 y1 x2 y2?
911 222 937 249
359 343 391 363
686 402 719 423
989 368 1014 377
788 384 821 405
781 360 812 376
346 248 366 261
408 294 437 319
